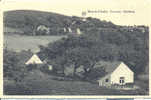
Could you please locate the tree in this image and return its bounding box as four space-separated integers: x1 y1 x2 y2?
38 24 149 78
3 49 27 82
24 16 39 35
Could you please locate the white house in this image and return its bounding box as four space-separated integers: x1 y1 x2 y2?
25 54 43 65
97 61 134 86
37 25 50 34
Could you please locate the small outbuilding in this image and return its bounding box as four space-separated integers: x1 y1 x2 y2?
25 54 43 65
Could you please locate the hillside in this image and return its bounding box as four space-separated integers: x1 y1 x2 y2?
4 10 72 35
4 10 117 35
4 10 149 74
4 10 71 28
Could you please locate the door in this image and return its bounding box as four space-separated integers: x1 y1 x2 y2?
119 77 125 85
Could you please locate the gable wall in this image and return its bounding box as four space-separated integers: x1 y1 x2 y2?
111 62 134 84
25 55 43 65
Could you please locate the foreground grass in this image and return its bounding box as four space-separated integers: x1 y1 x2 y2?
4 70 148 95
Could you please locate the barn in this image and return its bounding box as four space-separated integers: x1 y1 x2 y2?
96 61 134 86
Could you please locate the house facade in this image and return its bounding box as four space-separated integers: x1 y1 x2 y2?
97 62 134 86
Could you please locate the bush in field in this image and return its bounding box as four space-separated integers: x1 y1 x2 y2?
84 67 106 80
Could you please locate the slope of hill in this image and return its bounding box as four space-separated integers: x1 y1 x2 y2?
4 10 149 73
4 10 72 35
4 10 71 28
4 10 117 36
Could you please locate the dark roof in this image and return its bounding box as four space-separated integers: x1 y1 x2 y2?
94 60 121 74
16 50 33 65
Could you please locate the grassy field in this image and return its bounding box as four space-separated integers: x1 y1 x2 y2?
4 34 66 52
4 69 147 95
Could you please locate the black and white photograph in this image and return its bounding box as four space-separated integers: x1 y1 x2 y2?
2 0 149 95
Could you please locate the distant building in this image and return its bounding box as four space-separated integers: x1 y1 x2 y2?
97 61 134 86
48 65 53 70
25 54 43 65
37 25 50 34
63 27 67 32
76 28 82 35
68 27 72 33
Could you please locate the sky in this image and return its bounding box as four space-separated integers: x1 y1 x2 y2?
1 0 151 26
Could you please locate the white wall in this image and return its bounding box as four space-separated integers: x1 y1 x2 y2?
25 54 43 65
111 62 134 84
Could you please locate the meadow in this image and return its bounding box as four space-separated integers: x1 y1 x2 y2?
4 34 66 52
4 69 147 95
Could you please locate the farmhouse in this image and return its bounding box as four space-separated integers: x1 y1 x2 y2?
96 61 134 86
25 54 43 65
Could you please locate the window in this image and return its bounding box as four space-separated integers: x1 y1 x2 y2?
105 78 109 82
120 80 124 83
119 77 125 84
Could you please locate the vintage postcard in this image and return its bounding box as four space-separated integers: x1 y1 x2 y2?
0 0 150 97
